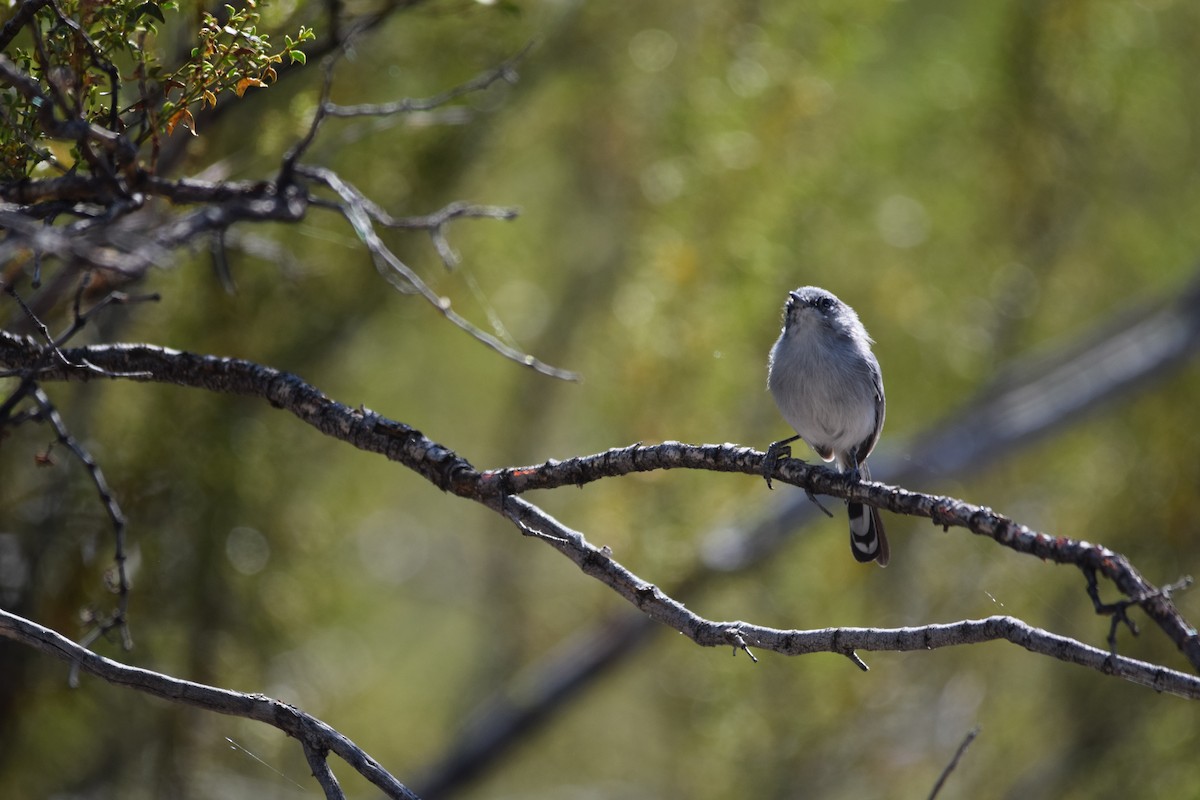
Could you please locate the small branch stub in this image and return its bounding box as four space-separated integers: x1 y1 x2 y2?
725 627 759 663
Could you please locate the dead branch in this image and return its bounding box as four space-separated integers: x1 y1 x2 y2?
0 608 418 800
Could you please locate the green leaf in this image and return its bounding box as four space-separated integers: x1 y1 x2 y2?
129 2 167 24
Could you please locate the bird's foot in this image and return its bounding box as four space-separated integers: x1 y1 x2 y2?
762 440 792 490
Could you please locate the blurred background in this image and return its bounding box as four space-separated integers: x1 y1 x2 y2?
3 0 1200 797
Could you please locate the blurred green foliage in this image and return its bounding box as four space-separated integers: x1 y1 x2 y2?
3 1 1200 798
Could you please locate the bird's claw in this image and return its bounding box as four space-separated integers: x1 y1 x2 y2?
763 441 792 490
764 436 834 518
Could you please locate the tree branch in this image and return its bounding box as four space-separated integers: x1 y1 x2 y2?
477 441 1200 666
30 386 132 650
0 608 418 800
295 163 578 380
0 0 51 52
322 40 533 118
2 329 1197 680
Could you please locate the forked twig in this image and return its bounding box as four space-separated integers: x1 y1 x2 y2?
299 164 579 380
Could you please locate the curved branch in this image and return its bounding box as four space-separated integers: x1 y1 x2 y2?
0 608 419 800
477 441 1200 667
496 494 1200 696
1 330 1197 678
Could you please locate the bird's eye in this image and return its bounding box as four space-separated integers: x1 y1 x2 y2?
816 296 834 312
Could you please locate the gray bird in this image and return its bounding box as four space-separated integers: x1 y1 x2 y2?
764 286 889 566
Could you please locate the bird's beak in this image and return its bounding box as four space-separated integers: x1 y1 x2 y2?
788 290 803 304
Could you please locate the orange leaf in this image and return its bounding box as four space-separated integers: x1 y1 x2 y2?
234 77 266 97
166 108 197 136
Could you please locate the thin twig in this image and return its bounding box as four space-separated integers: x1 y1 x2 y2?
32 387 132 651
60 276 161 349
928 726 980 800
4 283 76 372
324 40 535 118
366 199 520 271
278 48 336 183
3 281 156 379
298 164 579 380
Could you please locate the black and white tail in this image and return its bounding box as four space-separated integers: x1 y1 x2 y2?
848 462 889 566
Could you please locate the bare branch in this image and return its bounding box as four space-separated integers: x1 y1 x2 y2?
367 199 520 271
0 208 155 275
0 608 419 800
303 739 347 800
1 169 568 378
278 50 337 183
280 40 532 183
2 282 156 379
31 387 132 649
297 164 579 380
495 493 1200 695
2 331 1196 681
323 40 534 118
